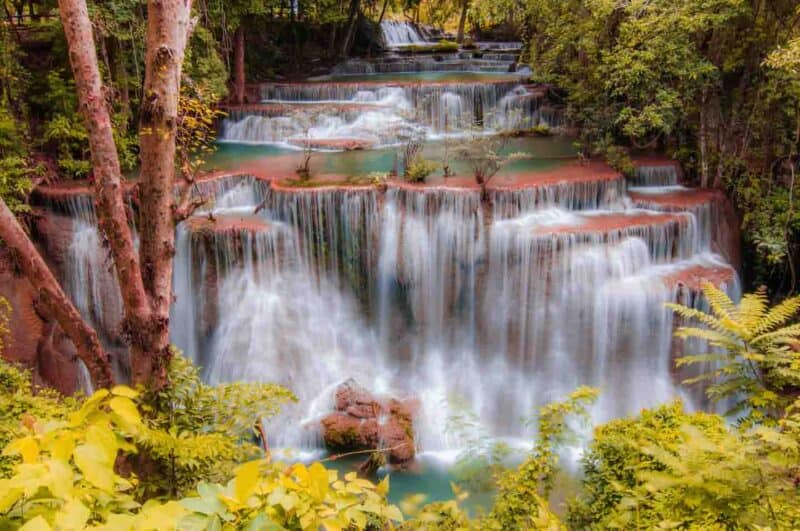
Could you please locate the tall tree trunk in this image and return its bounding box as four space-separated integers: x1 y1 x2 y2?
377 0 389 25
0 199 114 388
340 0 360 58
136 0 193 388
58 0 154 382
699 88 709 188
456 0 469 43
233 25 246 104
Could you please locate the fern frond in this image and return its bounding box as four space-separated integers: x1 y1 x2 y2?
751 322 800 346
675 353 728 367
667 304 738 337
737 290 768 331
752 295 800 336
701 283 737 321
672 327 741 349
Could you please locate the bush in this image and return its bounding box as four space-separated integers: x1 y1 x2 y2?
405 156 437 182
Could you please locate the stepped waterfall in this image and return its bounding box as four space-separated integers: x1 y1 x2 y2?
30 46 741 466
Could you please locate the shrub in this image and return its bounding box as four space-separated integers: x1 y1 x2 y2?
405 156 437 182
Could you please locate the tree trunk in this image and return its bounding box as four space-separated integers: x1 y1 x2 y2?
233 25 246 104
0 199 114 388
699 88 709 188
136 0 193 388
457 0 469 43
58 0 154 381
340 0 360 58
377 0 389 25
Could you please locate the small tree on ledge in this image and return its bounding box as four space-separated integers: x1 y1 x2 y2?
455 132 529 202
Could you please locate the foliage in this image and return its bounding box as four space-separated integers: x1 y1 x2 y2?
567 399 800 529
445 398 515 494
184 25 229 99
523 0 800 291
566 401 728 529
0 298 8 354
0 382 402 530
0 153 37 213
668 284 800 427
177 86 226 182
455 132 528 192
483 386 597 530
0 385 159 529
136 351 296 497
404 156 437 182
176 462 403 530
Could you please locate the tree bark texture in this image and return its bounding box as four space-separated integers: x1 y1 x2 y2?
233 25 246 104
136 0 193 388
58 0 155 380
340 0 360 58
457 0 469 43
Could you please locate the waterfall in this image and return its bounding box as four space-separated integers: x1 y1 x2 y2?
161 172 739 453
632 164 680 186
221 82 560 146
381 21 427 47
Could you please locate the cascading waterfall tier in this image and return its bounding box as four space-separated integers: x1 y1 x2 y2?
380 21 428 47
157 164 739 453
34 161 739 457
221 80 560 147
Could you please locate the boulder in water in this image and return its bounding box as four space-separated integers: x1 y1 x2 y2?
320 379 416 465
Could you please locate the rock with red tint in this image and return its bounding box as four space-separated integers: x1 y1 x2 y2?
321 379 416 464
662 263 736 293
0 246 81 394
31 210 75 277
0 245 45 368
36 322 81 395
321 413 380 450
335 378 381 418
184 214 270 236
380 399 417 463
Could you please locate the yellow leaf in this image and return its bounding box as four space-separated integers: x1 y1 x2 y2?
111 385 138 398
86 423 118 464
48 432 75 462
45 458 74 499
376 475 389 497
109 396 142 427
74 444 115 491
4 436 39 464
383 504 404 522
19 516 51 531
321 519 343 531
136 500 186 531
299 510 316 530
234 460 261 502
72 389 110 425
308 462 329 501
0 482 22 512
55 499 91 530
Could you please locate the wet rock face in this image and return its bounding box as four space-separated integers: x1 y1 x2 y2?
321 379 416 465
0 246 80 394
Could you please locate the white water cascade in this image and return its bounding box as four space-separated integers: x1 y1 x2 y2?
381 21 427 47
161 165 739 455
221 82 560 147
